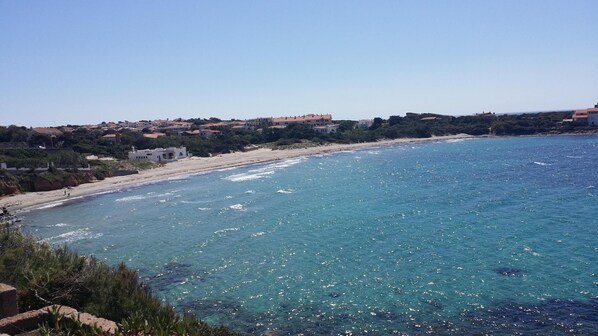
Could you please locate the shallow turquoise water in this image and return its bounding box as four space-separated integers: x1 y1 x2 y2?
23 136 598 335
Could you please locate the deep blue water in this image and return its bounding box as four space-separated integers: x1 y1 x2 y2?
22 136 598 335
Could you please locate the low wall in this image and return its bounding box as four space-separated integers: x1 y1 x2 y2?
0 284 117 335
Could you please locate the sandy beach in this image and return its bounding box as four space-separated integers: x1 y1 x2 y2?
1 134 473 213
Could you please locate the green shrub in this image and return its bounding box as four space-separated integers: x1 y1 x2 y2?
0 230 239 335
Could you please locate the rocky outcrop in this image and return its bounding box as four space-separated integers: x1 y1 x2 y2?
29 172 97 192
0 172 20 197
0 179 20 197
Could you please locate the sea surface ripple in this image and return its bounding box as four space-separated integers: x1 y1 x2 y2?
23 136 598 335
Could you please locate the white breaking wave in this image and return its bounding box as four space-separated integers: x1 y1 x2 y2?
36 202 65 210
228 203 245 211
53 223 69 227
115 192 174 202
225 170 274 182
223 158 306 182
277 189 294 194
180 200 209 204
251 231 266 237
47 228 103 244
214 227 240 234
445 138 473 143
533 161 549 166
197 207 212 211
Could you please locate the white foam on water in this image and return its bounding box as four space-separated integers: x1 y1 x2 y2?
228 204 245 211
445 138 471 143
245 190 256 194
115 195 149 202
181 200 208 204
214 227 240 234
47 228 103 244
533 161 549 166
53 223 69 227
197 207 212 211
35 202 65 210
115 192 174 202
223 157 307 182
277 189 294 194
225 170 274 182
167 175 191 181
251 231 266 237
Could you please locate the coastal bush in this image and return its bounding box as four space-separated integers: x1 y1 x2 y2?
0 230 239 335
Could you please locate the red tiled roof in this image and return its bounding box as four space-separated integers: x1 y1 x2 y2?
32 127 63 136
143 133 166 139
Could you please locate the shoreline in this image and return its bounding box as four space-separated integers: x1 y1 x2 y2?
1 134 474 213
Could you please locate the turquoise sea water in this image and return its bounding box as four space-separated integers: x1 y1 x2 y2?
22 136 598 335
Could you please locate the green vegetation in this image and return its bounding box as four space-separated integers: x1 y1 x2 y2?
0 229 239 335
0 111 593 194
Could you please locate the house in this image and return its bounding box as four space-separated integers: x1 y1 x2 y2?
143 132 166 139
128 146 188 162
572 109 589 123
313 124 340 134
589 109 598 126
101 134 118 142
32 127 63 136
572 103 598 124
271 114 332 127
357 119 374 129
248 117 272 128
199 129 221 138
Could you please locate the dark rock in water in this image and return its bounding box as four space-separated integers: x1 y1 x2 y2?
374 309 398 320
494 267 524 276
329 291 343 298
407 298 598 335
425 299 444 310
145 261 194 291
177 298 243 316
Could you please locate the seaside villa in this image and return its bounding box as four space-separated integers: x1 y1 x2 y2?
128 146 188 163
572 103 598 125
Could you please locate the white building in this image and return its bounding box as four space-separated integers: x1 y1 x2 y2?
128 146 188 162
313 124 340 134
357 119 374 129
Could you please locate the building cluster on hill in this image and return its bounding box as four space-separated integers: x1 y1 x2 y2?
73 114 340 136
571 103 598 126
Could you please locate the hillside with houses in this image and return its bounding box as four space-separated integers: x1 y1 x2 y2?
1 107 597 195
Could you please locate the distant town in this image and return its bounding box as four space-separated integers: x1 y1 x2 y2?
1 104 597 195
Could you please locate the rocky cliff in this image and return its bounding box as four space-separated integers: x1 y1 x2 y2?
0 171 99 195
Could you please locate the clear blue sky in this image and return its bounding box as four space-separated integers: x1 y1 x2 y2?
1 1 597 127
